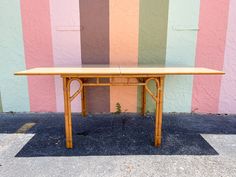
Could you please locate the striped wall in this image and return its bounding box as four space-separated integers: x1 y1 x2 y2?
0 0 235 114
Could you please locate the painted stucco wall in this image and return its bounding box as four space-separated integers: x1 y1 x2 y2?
0 0 235 114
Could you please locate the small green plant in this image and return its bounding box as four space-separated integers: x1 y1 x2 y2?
115 102 122 114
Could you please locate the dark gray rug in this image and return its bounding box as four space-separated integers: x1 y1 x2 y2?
0 113 235 157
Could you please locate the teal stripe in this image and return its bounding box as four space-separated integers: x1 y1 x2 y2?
138 0 169 112
0 1 30 112
0 91 3 112
164 0 200 112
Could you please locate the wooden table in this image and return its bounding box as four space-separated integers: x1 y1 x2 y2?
15 65 224 148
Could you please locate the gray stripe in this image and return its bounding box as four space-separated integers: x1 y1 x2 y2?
80 0 110 113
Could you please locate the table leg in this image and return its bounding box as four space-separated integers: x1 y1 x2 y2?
81 85 87 117
154 77 164 147
63 77 73 148
142 85 146 116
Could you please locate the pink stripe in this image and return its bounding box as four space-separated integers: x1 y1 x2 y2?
192 0 230 113
219 0 236 114
49 0 82 112
21 0 56 112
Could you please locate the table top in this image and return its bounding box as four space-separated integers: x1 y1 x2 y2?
15 65 224 76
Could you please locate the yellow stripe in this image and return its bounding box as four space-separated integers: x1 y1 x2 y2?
16 123 36 133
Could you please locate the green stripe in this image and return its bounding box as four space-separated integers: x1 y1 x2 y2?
0 1 30 112
164 0 200 113
0 92 3 112
138 0 169 112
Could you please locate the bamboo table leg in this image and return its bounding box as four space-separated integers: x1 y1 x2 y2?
81 84 87 117
154 77 164 147
142 85 146 116
63 77 73 148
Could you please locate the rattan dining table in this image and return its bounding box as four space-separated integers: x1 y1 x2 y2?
15 65 224 149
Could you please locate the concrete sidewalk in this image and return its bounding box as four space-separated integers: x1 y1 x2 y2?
0 113 236 177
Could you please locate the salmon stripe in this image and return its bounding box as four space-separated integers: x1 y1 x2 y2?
109 0 139 113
